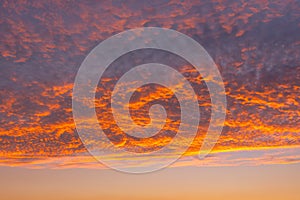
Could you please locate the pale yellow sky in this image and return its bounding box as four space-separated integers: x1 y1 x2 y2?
1 164 299 200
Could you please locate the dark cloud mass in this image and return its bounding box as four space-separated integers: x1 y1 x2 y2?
0 0 299 168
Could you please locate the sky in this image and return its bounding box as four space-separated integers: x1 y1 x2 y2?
0 0 299 199
1 164 300 200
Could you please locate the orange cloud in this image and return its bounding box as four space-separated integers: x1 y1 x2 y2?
0 0 299 169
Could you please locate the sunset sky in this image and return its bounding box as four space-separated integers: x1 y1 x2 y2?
0 0 299 199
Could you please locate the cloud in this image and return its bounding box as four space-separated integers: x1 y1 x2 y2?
0 0 299 169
